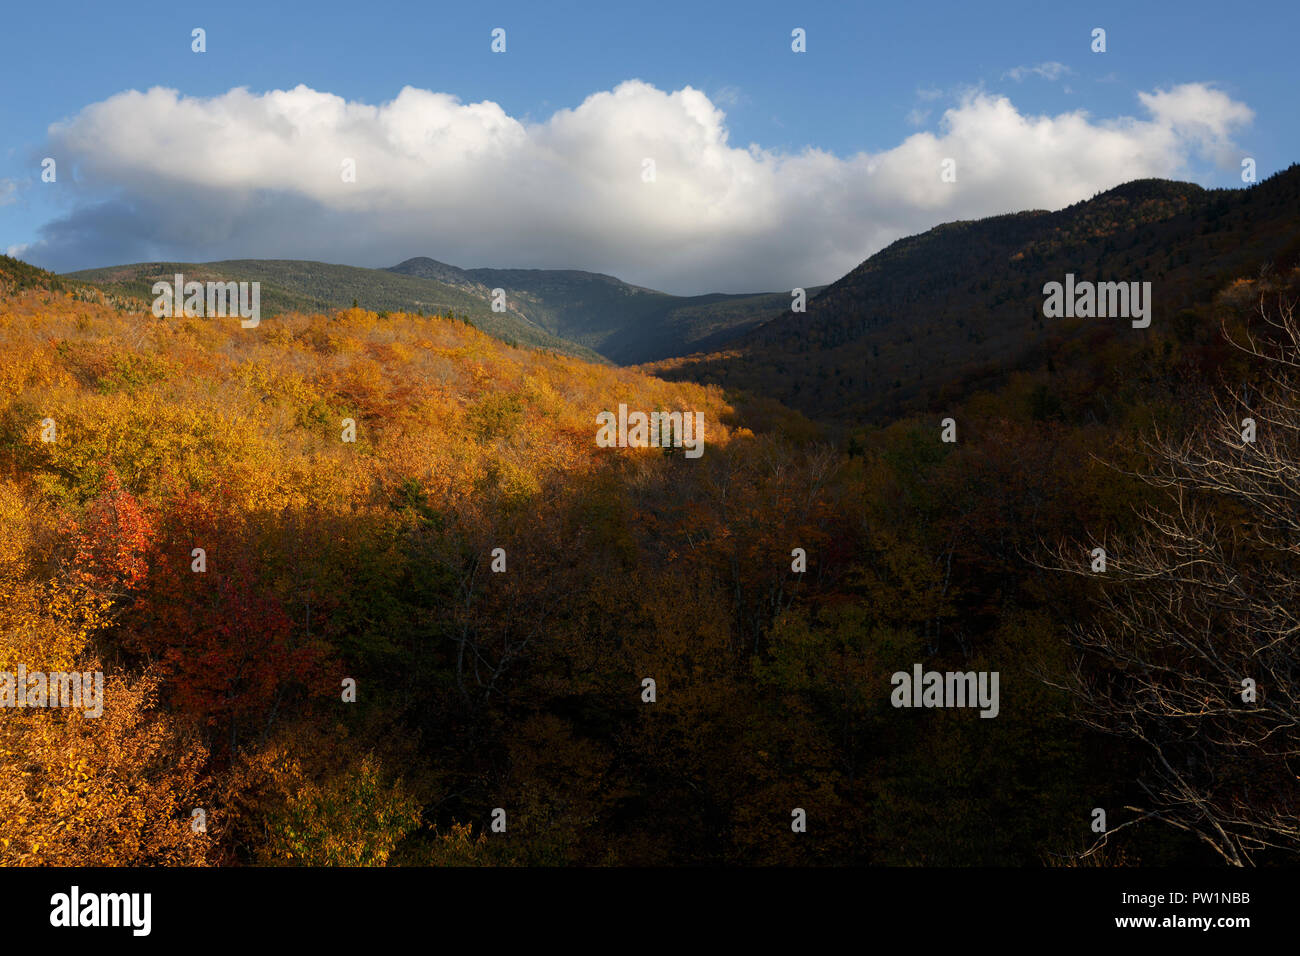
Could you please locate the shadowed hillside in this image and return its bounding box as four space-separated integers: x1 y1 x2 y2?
390 258 824 363
649 166 1300 426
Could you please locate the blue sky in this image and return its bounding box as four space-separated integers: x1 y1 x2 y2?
1 0 1295 292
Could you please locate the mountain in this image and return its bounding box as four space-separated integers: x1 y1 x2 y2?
64 256 810 367
61 165 1299 397
388 257 821 364
647 166 1300 426
66 259 607 363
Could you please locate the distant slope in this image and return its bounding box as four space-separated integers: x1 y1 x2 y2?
0 254 68 294
389 257 820 363
66 255 805 367
67 259 606 363
648 167 1300 425
1 254 143 311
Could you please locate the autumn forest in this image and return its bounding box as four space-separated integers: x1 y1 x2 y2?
3 1 1300 886
3 157 1300 868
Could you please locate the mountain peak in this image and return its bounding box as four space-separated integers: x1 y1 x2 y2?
388 256 468 280
1082 177 1207 206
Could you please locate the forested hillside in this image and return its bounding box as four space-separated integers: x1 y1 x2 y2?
651 166 1300 427
67 257 816 368
68 259 606 362
5 245 1297 865
392 258 824 363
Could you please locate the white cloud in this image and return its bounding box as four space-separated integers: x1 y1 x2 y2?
25 80 1253 293
1138 83 1254 166
0 179 16 206
1004 62 1073 82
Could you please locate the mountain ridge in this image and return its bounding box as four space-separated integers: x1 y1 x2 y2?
63 256 820 367
387 256 819 363
648 167 1300 426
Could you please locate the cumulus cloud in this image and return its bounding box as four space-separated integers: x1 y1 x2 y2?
1138 83 1255 167
24 80 1253 292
